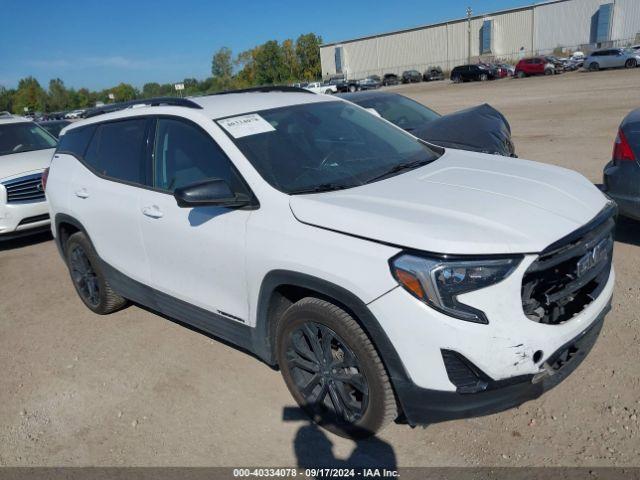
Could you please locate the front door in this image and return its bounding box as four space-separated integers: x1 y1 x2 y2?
138 117 253 323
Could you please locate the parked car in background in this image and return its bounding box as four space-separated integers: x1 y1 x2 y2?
497 63 515 76
450 64 498 83
64 110 86 119
0 112 57 240
338 91 516 157
358 75 381 90
329 77 360 93
603 108 640 220
38 120 71 139
544 56 565 73
304 82 338 94
46 91 614 438
381 73 399 86
423 66 444 81
401 70 422 83
515 57 555 77
584 48 640 71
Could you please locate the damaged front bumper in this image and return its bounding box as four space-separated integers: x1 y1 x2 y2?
393 302 609 425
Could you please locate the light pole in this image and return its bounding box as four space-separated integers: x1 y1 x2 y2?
467 6 472 65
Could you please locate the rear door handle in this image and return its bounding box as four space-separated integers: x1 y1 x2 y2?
75 188 89 199
141 205 163 219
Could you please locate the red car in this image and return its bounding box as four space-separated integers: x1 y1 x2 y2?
514 57 555 78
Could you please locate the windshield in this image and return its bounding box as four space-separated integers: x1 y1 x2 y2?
219 100 440 194
0 122 57 156
353 94 441 132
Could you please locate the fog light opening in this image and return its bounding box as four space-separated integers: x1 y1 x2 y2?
533 350 544 364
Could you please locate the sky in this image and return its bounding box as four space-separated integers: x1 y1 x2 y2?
0 0 534 91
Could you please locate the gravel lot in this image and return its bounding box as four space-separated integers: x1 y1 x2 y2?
1 69 639 468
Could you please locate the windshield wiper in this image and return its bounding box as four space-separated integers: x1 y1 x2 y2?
289 182 357 195
365 159 431 184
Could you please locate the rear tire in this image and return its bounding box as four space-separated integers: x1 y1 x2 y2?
625 59 637 68
65 232 128 314
589 62 600 71
544 68 553 76
452 76 461 83
479 73 488 81
517 71 526 78
348 85 357 93
276 297 397 439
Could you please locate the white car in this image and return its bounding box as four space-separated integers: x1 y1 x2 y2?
0 112 57 239
64 110 85 119
583 48 640 70
304 82 337 95
45 90 614 438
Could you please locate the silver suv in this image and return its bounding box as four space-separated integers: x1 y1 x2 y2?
584 48 640 71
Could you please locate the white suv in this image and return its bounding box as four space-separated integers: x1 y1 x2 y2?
1 112 57 239
45 90 615 438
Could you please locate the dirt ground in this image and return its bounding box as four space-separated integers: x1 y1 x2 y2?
1 69 639 468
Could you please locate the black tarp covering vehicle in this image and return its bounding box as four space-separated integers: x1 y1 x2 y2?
338 91 516 157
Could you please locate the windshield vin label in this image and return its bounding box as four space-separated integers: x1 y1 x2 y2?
218 113 276 138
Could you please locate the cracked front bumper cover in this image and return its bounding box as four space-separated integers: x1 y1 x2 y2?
394 303 609 426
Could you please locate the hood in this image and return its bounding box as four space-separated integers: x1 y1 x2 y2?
289 150 609 255
413 104 515 156
0 148 55 181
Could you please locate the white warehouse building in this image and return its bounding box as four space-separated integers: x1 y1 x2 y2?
319 0 640 79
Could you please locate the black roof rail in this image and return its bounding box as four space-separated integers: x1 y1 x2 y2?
211 85 314 96
84 97 203 119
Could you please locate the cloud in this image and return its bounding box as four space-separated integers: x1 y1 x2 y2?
25 56 156 70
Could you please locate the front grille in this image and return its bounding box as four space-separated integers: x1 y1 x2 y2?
521 204 615 325
2 173 45 203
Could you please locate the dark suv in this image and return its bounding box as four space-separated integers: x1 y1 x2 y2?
450 64 497 83
401 70 422 83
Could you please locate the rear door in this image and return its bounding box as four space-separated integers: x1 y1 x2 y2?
137 116 253 322
69 117 152 283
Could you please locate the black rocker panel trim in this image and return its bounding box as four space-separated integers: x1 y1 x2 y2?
99 261 253 351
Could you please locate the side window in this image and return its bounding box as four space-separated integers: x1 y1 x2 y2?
84 119 149 185
56 125 96 159
153 118 244 193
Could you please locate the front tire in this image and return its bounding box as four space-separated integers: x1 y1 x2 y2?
452 75 461 83
589 62 600 71
276 297 397 438
517 71 526 78
348 85 357 93
625 59 637 68
65 232 128 314
479 73 488 81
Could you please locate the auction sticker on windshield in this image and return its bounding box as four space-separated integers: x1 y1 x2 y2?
218 113 275 138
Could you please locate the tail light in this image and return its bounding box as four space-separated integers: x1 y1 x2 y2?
41 167 50 192
612 128 635 164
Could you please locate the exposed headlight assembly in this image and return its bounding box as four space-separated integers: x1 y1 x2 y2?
390 253 521 324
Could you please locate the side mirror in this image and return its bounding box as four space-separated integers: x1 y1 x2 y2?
174 178 251 208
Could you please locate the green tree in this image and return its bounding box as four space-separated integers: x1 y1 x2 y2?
295 33 323 80
110 83 138 102
0 86 15 112
254 40 286 85
47 78 70 111
12 77 47 114
211 47 234 90
142 82 162 98
235 47 259 87
281 39 300 81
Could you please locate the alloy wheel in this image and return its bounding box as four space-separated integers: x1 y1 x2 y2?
286 322 369 424
69 245 100 307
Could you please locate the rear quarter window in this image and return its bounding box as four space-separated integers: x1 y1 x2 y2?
84 118 149 185
56 125 96 159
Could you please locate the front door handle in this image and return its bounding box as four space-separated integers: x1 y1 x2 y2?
75 188 89 199
141 205 163 219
